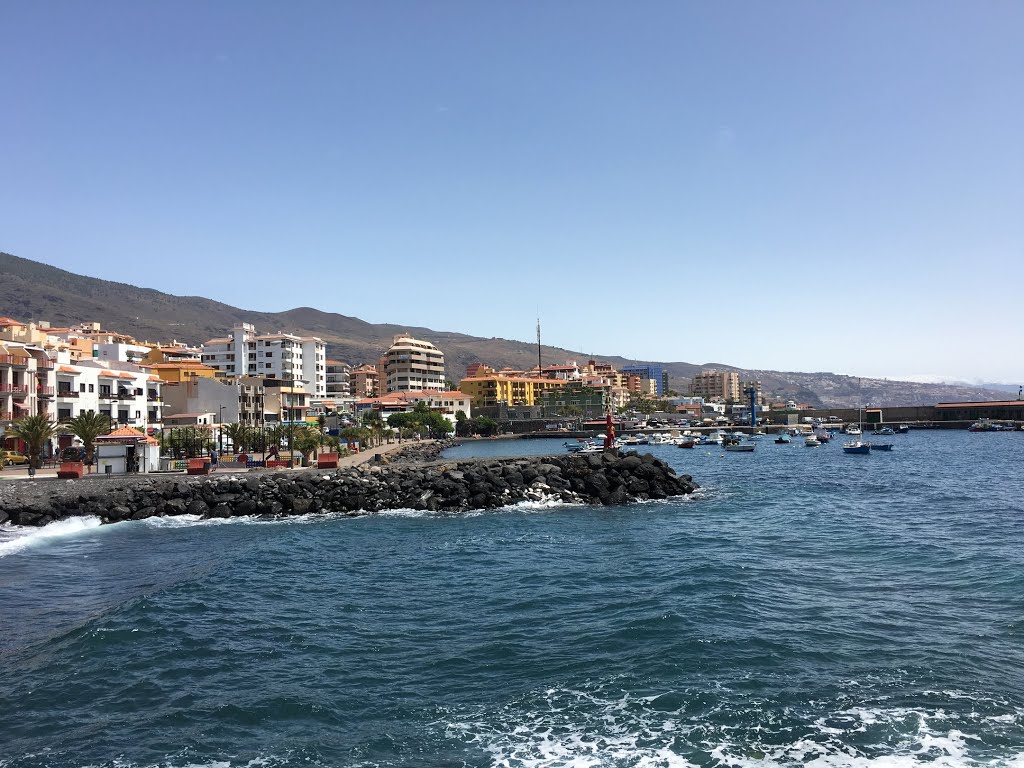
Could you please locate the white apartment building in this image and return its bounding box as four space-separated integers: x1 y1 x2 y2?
385 334 446 393
0 342 56 430
54 360 163 432
326 360 350 398
96 341 152 364
201 323 326 397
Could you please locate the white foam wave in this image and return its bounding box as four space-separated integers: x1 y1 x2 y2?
139 511 355 528
0 515 103 557
442 686 1024 768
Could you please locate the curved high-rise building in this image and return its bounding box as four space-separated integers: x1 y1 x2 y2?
385 334 446 392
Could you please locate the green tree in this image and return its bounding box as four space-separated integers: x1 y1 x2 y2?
221 422 252 453
470 416 499 437
420 411 453 438
9 413 62 469
387 412 415 431
292 426 322 464
64 410 109 465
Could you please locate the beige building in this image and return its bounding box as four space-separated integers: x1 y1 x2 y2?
385 334 446 393
349 364 379 398
689 369 741 402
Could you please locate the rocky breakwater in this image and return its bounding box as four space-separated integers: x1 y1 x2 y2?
0 450 696 527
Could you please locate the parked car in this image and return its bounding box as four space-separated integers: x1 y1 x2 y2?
1 450 29 466
60 446 87 462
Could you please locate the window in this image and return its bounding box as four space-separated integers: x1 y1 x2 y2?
89 383 95 392
79 383 86 392
135 410 141 419
58 408 71 420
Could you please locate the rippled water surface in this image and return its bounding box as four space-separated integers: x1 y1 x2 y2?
2 431 1023 767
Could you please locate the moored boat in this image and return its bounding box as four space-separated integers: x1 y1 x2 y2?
724 443 755 452
868 443 894 451
843 441 871 454
775 434 792 444
804 435 821 447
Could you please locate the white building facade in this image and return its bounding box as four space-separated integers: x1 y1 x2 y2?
201 323 326 397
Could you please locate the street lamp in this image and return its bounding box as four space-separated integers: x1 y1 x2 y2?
218 405 226 453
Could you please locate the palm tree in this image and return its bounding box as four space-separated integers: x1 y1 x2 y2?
64 410 110 466
293 426 322 464
9 413 62 469
221 422 252 454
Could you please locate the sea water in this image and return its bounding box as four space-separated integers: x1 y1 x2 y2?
1 430 1023 767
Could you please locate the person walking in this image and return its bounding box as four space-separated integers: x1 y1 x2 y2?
209 447 220 471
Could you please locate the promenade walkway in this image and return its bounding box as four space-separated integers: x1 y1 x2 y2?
0 441 428 482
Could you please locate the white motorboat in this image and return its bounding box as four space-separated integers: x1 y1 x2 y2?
805 435 821 447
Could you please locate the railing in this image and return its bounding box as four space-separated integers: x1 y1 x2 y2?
99 392 116 399
0 383 29 394
0 411 14 421
6 357 28 367
37 386 55 397
0 355 12 366
147 396 161 402
57 390 79 398
35 359 54 370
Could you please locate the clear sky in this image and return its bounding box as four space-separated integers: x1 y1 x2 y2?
2 2 1022 383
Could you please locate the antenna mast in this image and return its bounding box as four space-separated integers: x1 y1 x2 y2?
536 317 542 375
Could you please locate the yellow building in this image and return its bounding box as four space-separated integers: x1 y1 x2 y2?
458 375 564 408
148 361 220 383
142 344 202 366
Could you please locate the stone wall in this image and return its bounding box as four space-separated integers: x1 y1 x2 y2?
0 449 697 528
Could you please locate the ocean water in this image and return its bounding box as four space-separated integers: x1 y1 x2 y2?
1 430 1023 768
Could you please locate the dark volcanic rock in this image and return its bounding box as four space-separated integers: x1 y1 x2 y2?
0 449 697 527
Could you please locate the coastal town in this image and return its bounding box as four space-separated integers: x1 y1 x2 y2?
1 314 1022 475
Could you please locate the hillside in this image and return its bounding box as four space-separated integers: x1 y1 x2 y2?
0 251 1010 408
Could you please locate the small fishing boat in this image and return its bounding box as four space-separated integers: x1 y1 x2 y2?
775 433 792 444
872 427 895 436
842 441 871 454
868 443 893 451
845 424 862 436
677 439 696 449
896 424 910 434
724 443 755 452
805 435 821 447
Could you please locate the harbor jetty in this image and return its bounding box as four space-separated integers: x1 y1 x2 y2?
0 443 696 528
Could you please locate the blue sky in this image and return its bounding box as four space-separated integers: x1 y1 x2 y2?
2 2 1022 383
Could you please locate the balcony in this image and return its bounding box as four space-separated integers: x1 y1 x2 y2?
0 411 14 421
148 395 161 402
37 386 54 397
57 389 79 398
35 359 54 370
0 383 29 394
99 392 116 400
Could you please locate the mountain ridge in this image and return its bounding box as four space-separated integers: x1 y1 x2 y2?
0 251 1009 408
